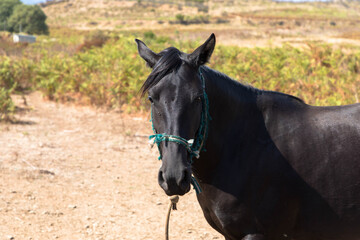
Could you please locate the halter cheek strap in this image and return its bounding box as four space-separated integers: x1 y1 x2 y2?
148 68 210 194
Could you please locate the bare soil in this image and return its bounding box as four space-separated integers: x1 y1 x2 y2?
0 92 222 240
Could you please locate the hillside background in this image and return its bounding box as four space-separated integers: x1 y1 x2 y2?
42 0 360 47
1 0 360 115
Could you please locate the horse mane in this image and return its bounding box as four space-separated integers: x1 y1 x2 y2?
263 90 305 103
201 65 260 98
201 66 304 104
140 47 183 96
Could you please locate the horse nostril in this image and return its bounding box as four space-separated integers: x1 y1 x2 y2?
178 169 190 190
158 170 165 184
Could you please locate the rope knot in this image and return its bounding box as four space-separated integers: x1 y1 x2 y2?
169 195 179 210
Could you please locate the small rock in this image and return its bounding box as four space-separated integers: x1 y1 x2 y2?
39 170 55 175
68 205 77 209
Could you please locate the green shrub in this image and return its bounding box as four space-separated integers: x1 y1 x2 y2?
1 33 359 112
143 31 156 40
175 14 185 23
0 57 17 120
8 4 49 35
0 86 15 120
0 0 21 25
172 14 209 25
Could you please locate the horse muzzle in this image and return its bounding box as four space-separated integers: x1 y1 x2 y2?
158 165 191 196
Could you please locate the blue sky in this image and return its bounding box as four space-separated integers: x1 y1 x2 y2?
21 0 45 4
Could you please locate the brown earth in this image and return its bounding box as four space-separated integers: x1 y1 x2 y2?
0 92 222 240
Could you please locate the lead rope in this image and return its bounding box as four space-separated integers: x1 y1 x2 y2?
165 195 179 240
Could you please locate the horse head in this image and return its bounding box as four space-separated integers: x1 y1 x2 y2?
136 34 215 196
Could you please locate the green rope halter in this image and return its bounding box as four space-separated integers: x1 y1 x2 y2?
149 68 210 194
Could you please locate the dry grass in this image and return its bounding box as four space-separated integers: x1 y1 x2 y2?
40 0 360 48
339 31 360 40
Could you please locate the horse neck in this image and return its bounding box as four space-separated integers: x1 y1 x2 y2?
193 67 261 180
203 66 260 135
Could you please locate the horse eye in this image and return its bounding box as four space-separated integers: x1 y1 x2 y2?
195 96 202 102
148 96 154 103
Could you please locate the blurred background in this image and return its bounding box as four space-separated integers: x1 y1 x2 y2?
1 0 360 119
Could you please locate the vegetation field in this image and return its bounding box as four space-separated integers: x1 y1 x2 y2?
1 30 360 120
1 0 360 121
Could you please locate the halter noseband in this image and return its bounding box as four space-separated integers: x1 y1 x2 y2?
148 68 210 194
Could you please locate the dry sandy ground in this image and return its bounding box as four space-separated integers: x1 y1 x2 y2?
0 92 222 240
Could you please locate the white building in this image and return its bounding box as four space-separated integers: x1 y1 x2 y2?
13 34 36 43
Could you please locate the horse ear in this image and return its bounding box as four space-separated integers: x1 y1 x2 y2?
188 33 216 67
135 39 160 68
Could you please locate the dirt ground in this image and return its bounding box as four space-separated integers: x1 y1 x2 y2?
0 92 222 240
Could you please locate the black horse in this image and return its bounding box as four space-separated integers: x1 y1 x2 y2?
136 34 360 240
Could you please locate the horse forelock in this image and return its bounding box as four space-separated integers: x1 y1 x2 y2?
141 47 184 96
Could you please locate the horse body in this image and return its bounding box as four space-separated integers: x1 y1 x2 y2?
136 34 360 240
194 66 360 240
